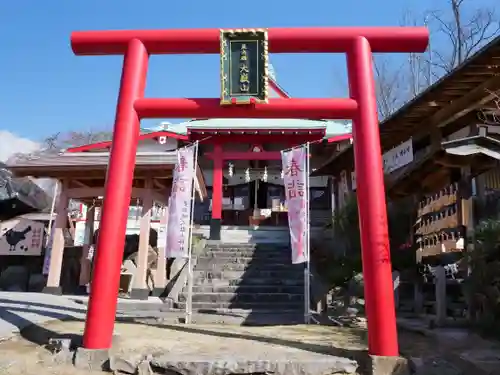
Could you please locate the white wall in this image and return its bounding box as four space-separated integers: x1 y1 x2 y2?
137 137 178 152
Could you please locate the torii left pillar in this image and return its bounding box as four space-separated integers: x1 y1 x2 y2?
82 38 148 349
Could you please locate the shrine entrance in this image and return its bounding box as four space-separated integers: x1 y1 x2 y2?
70 26 429 356
197 132 323 239
190 127 331 232
221 179 288 227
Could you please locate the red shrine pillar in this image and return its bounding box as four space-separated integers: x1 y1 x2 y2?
347 37 399 356
83 38 149 349
210 143 223 240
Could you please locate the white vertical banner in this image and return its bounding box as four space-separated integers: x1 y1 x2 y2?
42 182 59 276
281 144 309 264
165 144 197 259
186 142 199 324
282 143 311 324
157 206 168 252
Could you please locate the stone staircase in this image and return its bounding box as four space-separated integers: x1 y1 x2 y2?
192 227 291 244
177 243 305 314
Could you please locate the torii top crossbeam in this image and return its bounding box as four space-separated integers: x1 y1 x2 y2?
71 27 428 55
70 27 428 120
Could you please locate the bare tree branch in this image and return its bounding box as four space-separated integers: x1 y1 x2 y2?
372 0 499 121
41 129 113 151
374 56 407 119
428 0 500 73
477 89 500 125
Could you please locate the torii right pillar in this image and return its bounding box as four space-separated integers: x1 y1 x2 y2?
347 37 399 355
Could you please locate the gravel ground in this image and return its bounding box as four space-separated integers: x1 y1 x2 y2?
0 318 498 374
0 320 367 374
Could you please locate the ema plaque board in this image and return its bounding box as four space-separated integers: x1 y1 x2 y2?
220 29 269 105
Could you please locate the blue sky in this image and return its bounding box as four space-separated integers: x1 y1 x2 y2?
0 0 497 144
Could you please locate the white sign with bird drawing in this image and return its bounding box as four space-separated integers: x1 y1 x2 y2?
0 218 44 256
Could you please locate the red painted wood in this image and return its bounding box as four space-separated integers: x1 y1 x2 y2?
189 133 324 144
135 98 357 120
205 150 282 160
66 130 188 153
71 27 429 55
211 144 223 219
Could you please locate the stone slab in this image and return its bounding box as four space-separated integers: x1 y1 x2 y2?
368 355 410 375
73 347 110 371
109 355 141 374
32 321 367 375
149 357 359 375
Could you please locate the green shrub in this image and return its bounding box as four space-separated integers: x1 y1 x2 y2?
463 219 500 335
311 193 416 289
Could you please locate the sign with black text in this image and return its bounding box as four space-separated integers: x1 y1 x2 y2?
220 29 269 105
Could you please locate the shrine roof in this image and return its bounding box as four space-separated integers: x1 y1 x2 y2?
151 119 351 138
314 34 500 177
6 151 179 174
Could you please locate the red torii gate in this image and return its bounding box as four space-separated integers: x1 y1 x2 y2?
70 27 429 356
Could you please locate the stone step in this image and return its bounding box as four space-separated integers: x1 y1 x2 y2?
193 277 304 287
205 244 257 249
218 241 290 246
217 237 291 242
143 309 308 325
203 246 291 252
176 301 303 310
178 292 304 303
205 243 290 251
195 256 294 266
193 269 304 281
191 284 305 294
200 250 292 259
194 262 298 272
170 306 305 316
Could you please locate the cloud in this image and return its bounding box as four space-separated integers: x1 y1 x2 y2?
0 130 40 162
0 131 56 197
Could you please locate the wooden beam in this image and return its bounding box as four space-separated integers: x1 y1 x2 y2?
132 178 153 294
423 75 500 131
153 180 166 189
45 180 69 291
72 180 89 188
151 190 168 205
205 151 282 160
189 134 323 144
67 187 149 199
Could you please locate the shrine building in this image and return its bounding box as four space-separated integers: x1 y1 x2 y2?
68 79 352 242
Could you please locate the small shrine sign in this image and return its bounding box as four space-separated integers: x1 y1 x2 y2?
220 29 269 105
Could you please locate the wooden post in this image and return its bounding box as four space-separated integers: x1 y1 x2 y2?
458 165 475 320
435 266 447 326
393 270 400 310
131 180 153 300
413 282 424 315
316 295 328 316
78 204 95 292
43 180 69 295
153 203 168 296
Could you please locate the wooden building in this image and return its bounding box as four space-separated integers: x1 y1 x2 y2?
6 144 207 296
315 35 500 262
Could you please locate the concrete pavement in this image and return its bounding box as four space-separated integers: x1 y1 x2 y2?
0 292 87 341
